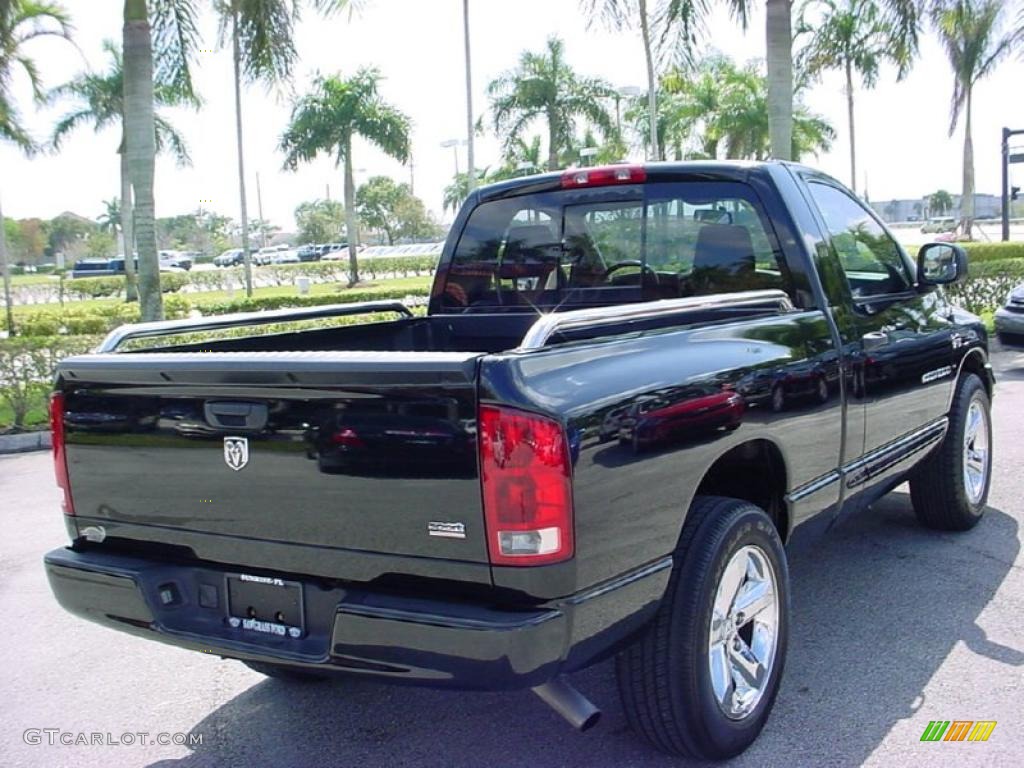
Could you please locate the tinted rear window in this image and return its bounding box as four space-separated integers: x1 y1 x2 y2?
438 181 790 312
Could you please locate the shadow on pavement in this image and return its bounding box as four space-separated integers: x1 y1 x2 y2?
150 494 1020 768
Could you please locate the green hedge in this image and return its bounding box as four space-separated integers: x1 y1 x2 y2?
65 271 189 299
12 294 192 337
193 285 426 315
961 241 1024 263
1 335 103 430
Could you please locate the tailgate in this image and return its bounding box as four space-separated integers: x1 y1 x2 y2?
57 351 489 581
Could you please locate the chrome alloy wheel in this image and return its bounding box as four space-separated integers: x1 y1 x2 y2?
708 545 779 720
963 398 990 506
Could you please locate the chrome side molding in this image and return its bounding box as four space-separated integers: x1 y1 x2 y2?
516 290 794 351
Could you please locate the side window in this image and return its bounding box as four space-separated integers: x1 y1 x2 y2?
807 181 912 298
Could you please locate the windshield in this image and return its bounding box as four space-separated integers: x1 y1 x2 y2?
437 180 790 312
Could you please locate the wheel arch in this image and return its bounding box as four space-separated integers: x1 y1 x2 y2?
955 346 993 402
690 439 791 543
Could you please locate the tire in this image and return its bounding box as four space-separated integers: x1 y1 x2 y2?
816 377 829 404
242 660 330 682
616 496 789 760
770 385 785 413
910 373 992 531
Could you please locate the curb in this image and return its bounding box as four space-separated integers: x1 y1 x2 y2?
0 431 51 455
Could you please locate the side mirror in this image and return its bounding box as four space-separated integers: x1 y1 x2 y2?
917 242 967 286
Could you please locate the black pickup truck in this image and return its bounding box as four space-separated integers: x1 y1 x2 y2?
45 162 994 760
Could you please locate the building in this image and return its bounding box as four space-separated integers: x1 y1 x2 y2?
872 194 1003 223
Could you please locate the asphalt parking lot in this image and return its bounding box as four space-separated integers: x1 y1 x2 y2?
2 345 1023 768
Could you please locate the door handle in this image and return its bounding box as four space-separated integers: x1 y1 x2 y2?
204 401 268 430
862 331 887 352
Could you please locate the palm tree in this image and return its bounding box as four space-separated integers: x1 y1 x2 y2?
929 188 953 216
1 0 72 335
121 0 198 321
280 69 410 286
582 0 718 161
443 168 491 214
50 40 195 301
587 0 919 162
488 36 614 171
933 0 1021 239
631 56 834 163
797 0 910 193
97 197 120 234
215 0 351 299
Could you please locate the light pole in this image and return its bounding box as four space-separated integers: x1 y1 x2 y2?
1001 127 1024 242
463 0 476 193
441 138 466 179
615 85 642 138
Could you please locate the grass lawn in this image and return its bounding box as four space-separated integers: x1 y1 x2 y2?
12 276 432 318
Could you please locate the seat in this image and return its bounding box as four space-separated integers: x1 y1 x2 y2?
688 223 757 295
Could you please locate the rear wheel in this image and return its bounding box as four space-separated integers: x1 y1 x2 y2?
242 660 330 682
910 373 991 531
616 496 789 759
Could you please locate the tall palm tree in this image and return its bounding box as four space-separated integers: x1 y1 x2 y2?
586 0 919 162
933 0 1021 238
122 0 198 321
488 36 614 171
280 69 410 286
583 0 721 162
1 0 72 335
797 0 910 193
50 40 195 301
635 55 834 162
97 197 121 235
215 0 351 299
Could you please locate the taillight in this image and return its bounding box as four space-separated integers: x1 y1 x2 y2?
330 428 365 448
560 164 646 189
478 405 574 566
50 392 74 515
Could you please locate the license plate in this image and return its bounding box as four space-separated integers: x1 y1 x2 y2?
226 573 304 638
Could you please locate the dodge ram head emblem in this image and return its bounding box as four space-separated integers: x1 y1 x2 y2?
223 437 249 471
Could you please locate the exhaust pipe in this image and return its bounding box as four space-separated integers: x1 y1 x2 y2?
532 676 601 732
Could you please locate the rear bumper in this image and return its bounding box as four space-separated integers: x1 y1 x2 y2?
44 547 670 690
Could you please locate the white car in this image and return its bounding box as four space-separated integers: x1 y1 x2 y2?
253 246 288 266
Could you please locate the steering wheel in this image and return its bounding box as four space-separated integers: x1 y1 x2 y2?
602 260 660 285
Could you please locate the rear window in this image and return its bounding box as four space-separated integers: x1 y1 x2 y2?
438 181 790 312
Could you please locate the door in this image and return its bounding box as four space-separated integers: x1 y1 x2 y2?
803 179 958 458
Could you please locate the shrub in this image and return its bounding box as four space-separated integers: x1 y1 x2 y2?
961 241 1024 263
194 285 427 315
947 258 1024 316
65 276 125 299
0 335 101 430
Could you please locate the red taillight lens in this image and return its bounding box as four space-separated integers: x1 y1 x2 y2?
50 392 74 515
560 164 646 189
478 405 574 566
330 428 365 448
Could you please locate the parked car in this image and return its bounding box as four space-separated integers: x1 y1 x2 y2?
213 249 244 267
269 249 300 264
159 250 193 271
70 256 180 278
46 161 992 761
320 243 350 261
995 283 1024 346
921 216 957 234
296 244 320 262
252 246 285 266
